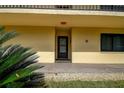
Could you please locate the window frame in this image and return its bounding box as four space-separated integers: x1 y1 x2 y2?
101 33 124 52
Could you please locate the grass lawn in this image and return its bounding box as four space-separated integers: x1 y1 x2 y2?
47 80 124 88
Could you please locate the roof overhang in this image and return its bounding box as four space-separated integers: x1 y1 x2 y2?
0 9 124 28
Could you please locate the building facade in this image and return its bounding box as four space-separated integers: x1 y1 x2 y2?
0 5 124 64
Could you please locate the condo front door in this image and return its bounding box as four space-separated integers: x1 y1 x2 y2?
57 36 68 59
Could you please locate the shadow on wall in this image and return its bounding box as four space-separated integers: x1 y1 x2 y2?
5 26 55 52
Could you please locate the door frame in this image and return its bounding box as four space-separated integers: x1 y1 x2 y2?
55 27 72 62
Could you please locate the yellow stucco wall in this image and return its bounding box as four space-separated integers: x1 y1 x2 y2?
5 26 55 63
4 26 124 64
72 27 124 64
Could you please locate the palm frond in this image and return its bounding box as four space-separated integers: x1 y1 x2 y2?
0 26 47 88
0 26 5 33
0 31 18 45
17 73 47 88
0 65 42 86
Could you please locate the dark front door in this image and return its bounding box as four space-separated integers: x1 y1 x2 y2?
57 36 68 59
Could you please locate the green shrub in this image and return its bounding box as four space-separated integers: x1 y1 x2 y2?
0 26 47 88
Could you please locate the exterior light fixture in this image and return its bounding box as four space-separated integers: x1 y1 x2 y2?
60 21 67 25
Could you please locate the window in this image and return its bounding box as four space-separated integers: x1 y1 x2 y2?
101 34 124 51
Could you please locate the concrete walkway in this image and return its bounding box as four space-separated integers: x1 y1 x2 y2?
35 63 124 81
37 63 124 73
